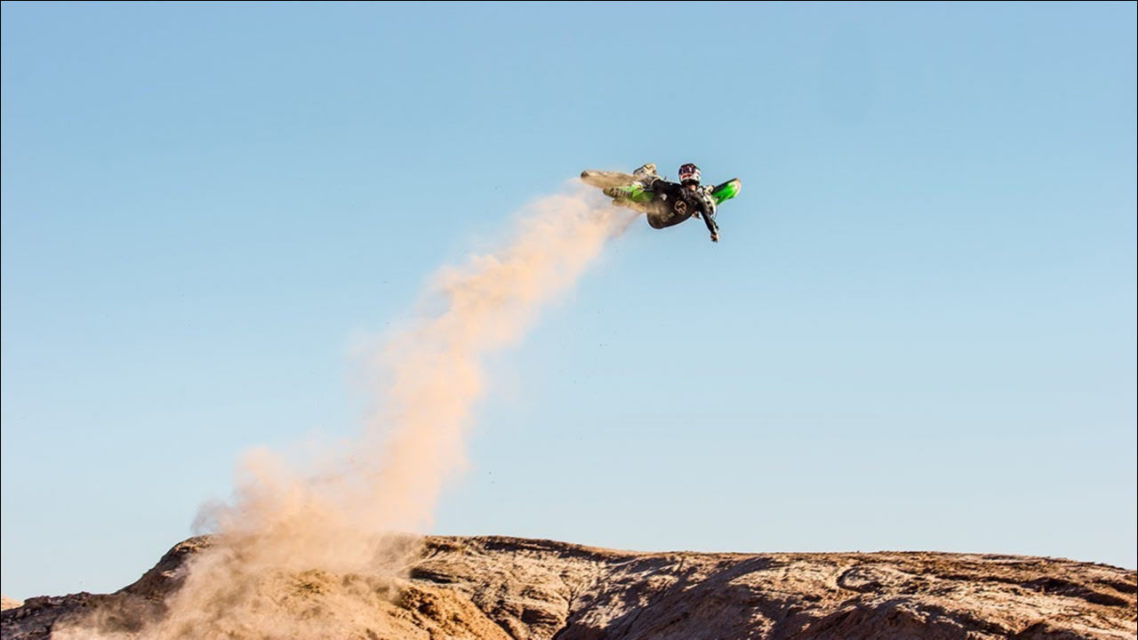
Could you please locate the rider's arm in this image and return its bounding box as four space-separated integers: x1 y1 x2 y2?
699 197 719 242
703 211 719 242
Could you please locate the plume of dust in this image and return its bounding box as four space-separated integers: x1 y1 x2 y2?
62 183 635 639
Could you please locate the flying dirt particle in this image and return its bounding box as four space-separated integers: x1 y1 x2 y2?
54 183 635 639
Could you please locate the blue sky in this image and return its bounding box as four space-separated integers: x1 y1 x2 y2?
2 2 1135 598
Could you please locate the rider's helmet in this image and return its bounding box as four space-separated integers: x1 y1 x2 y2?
678 163 701 185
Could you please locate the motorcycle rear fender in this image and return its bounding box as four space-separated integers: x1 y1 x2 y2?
710 178 741 205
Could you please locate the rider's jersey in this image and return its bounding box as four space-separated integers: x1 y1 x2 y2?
644 178 719 237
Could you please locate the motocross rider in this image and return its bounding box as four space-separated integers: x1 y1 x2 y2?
638 163 720 243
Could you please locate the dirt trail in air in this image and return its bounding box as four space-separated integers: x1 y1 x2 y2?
56 184 634 639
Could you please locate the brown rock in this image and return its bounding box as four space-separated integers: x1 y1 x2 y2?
2 536 1134 639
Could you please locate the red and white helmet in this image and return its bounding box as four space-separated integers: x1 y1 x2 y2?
678 163 701 184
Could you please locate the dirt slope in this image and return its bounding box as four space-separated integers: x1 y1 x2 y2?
3 535 1134 639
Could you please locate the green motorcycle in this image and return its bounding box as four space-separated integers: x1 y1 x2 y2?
581 164 741 209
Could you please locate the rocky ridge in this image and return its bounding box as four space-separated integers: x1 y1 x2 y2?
2 535 1135 639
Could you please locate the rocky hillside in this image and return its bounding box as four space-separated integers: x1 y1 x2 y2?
2 535 1135 639
0 601 20 614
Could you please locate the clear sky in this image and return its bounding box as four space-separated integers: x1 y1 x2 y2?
2 2 1135 599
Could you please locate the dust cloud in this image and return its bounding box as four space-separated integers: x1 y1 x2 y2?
57 183 634 639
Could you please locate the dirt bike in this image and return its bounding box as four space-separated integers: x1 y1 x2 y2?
580 164 742 214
